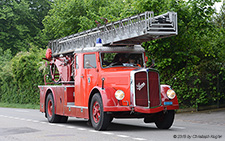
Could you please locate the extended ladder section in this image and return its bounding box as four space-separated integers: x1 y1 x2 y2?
49 11 178 56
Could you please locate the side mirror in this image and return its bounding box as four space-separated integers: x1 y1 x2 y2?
150 59 155 68
85 60 91 68
85 60 90 66
85 60 95 68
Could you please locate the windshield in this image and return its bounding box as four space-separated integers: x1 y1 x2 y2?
100 52 144 68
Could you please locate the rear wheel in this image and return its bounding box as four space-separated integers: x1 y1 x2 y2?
90 94 111 130
155 110 175 129
46 94 64 123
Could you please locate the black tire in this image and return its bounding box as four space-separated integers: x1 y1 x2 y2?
155 110 175 129
143 117 155 123
90 94 111 130
45 94 61 123
60 116 68 123
109 116 113 123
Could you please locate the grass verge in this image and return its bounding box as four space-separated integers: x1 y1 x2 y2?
0 102 39 109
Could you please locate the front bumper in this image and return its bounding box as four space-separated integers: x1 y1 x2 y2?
104 104 179 114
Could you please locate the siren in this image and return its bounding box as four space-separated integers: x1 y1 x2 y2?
96 38 102 47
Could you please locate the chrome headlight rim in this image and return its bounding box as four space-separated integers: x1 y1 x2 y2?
115 90 125 101
166 89 176 99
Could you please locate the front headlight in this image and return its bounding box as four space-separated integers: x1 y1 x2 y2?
115 90 125 100
166 89 176 99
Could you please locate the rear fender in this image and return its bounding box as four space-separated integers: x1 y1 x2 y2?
44 87 57 114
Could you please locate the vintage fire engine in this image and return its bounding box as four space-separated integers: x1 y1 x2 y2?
39 11 179 130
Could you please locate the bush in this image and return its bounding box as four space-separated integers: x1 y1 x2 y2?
0 46 45 104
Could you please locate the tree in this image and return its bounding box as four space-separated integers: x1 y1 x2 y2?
0 0 51 55
42 0 129 39
43 0 86 39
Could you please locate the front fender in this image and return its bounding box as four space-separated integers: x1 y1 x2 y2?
91 86 118 109
160 85 179 109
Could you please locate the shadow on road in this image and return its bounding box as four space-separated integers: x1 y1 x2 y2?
107 122 157 131
64 118 179 131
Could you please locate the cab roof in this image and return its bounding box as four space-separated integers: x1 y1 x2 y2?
52 45 145 57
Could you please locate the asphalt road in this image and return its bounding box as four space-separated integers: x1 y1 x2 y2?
0 107 224 141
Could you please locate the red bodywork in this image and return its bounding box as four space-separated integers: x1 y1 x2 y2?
39 46 179 120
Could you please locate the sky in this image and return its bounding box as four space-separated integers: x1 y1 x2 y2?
215 1 223 12
184 0 223 13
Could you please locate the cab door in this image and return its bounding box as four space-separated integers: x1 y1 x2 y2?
83 53 99 106
74 54 84 106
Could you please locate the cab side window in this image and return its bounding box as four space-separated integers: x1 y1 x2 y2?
84 54 96 69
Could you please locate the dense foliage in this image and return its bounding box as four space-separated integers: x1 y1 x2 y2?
0 0 51 55
0 46 45 104
0 0 224 108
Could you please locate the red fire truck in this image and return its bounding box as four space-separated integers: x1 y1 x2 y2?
39 11 179 130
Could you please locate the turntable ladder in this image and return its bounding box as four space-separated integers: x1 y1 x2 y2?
49 11 178 56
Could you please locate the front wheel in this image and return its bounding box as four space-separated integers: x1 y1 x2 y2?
90 94 111 130
155 110 175 129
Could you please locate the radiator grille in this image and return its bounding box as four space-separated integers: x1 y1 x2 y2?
148 71 160 107
135 72 148 107
134 70 160 108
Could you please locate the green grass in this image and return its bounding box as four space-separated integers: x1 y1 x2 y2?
0 102 39 109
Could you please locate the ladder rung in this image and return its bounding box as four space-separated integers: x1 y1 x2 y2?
151 24 174 26
149 28 176 30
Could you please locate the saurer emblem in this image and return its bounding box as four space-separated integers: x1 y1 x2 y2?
136 82 145 91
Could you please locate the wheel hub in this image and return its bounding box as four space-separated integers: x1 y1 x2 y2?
48 100 53 117
92 101 100 123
